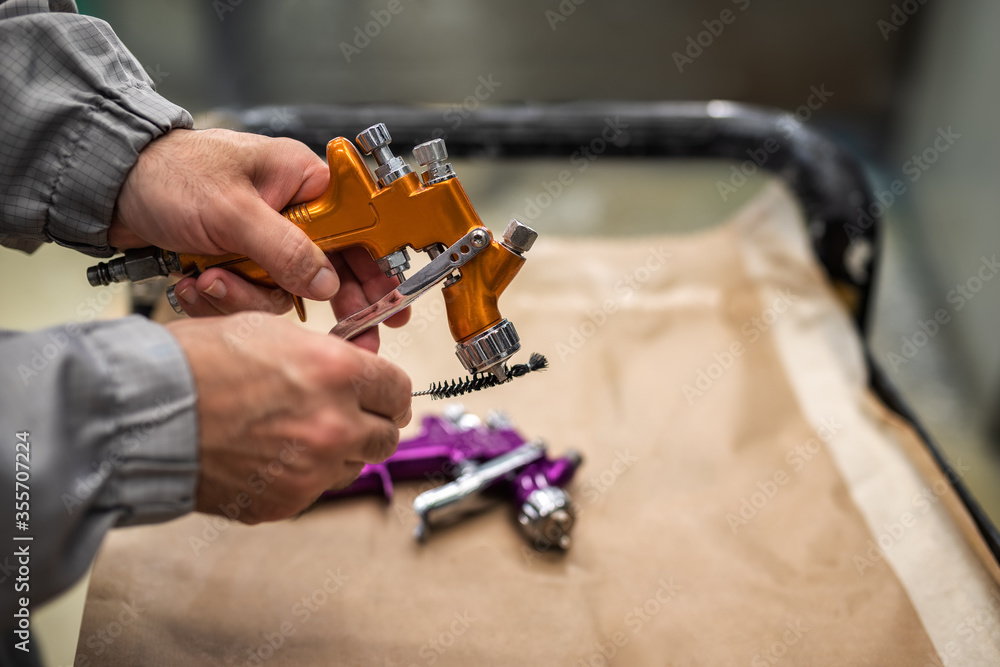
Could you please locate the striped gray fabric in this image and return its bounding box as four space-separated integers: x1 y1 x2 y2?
0 0 199 619
0 0 193 256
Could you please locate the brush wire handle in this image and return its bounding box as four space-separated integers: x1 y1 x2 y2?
413 353 548 399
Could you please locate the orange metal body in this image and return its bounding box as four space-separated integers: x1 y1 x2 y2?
175 138 525 343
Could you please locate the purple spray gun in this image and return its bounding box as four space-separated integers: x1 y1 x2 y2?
322 406 582 550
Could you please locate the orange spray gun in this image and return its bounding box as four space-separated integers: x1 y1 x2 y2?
86 123 543 388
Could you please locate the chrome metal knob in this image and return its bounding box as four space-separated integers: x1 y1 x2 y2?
355 123 413 187
355 123 392 155
413 138 456 185
413 139 448 166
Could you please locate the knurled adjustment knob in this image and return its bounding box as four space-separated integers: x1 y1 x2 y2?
355 123 392 155
413 138 456 185
413 139 448 166
355 123 413 187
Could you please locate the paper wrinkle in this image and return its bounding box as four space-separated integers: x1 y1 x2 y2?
73 183 999 665
738 182 1000 666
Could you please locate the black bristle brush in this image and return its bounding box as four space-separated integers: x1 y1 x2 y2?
413 353 548 400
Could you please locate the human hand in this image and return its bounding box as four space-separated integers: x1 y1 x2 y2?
168 313 412 523
113 128 410 349
112 128 337 305
169 244 409 354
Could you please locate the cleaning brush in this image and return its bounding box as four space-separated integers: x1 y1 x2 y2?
413 353 548 400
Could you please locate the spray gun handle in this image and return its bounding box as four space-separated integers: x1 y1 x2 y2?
320 411 583 550
412 441 547 542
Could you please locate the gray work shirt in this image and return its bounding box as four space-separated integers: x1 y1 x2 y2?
0 0 199 619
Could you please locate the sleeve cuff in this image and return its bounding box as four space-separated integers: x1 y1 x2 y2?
82 316 199 525
48 84 193 257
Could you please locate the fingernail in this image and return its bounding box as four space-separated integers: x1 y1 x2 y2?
203 279 227 299
178 286 198 305
308 267 338 300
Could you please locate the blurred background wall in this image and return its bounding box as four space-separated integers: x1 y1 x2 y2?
75 0 999 488
891 0 1000 437
82 0 912 119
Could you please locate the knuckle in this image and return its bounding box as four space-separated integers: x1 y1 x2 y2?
308 343 357 386
276 136 316 163
387 385 412 423
243 286 291 314
271 228 319 286
323 344 370 388
200 196 248 248
372 360 412 413
314 414 354 450
274 136 304 155
395 371 412 402
362 425 399 463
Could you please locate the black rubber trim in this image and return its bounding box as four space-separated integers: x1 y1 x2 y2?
211 101 998 563
217 101 880 333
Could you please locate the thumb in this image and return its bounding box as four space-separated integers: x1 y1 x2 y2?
252 137 331 210
216 196 340 300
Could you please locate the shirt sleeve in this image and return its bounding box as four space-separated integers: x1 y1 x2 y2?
0 0 200 617
0 317 199 617
0 0 194 257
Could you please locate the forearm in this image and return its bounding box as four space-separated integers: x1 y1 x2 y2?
0 317 198 617
0 0 193 256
